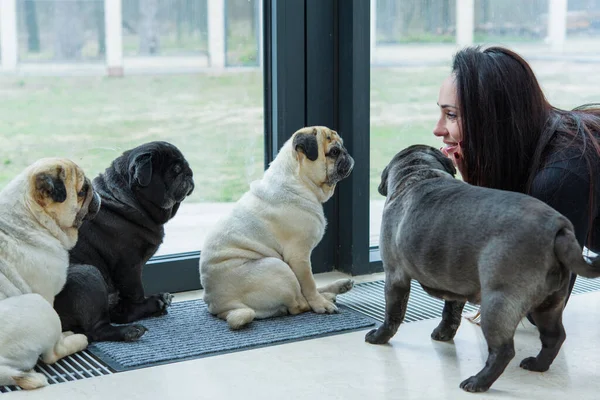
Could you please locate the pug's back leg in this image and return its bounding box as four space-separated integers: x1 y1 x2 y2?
318 279 354 303
431 300 466 341
41 331 89 364
211 258 311 329
520 284 568 372
365 274 411 344
459 290 523 393
5 369 48 390
54 264 147 343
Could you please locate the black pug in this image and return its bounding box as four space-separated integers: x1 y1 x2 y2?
54 141 195 342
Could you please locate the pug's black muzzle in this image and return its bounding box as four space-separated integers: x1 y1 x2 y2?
337 155 355 179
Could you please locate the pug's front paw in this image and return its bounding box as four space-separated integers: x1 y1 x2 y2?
158 292 173 308
308 295 338 314
365 327 391 344
151 292 173 316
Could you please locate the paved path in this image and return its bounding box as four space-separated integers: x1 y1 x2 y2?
157 200 386 256
3 38 600 77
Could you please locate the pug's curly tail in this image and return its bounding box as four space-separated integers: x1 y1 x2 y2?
555 227 600 278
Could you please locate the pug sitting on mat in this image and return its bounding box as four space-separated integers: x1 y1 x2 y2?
200 126 355 329
54 142 195 343
365 144 600 393
0 158 100 389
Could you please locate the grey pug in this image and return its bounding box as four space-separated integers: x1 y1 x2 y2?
365 144 600 393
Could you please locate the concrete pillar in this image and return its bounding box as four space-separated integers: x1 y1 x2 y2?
0 0 18 71
547 0 568 52
370 0 376 63
208 0 226 68
456 0 474 47
105 0 124 76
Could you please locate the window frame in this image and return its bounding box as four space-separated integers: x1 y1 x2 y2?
141 0 381 295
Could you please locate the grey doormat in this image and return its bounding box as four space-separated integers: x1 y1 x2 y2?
87 299 375 372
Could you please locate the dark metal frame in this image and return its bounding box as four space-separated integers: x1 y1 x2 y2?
142 0 381 295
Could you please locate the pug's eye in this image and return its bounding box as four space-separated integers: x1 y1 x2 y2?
328 148 340 157
173 164 182 174
77 182 88 198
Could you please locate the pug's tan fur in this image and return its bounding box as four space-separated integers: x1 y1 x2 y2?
200 126 355 329
0 158 100 390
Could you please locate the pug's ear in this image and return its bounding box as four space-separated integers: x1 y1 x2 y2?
35 168 67 203
129 152 153 187
378 165 389 197
433 148 457 177
293 131 319 161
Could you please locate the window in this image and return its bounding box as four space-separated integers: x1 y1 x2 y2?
369 0 600 252
0 0 266 292
0 0 376 293
6 0 593 289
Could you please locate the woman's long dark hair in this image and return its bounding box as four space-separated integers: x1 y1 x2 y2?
452 46 600 210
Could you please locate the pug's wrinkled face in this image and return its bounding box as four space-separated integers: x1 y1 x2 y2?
127 141 195 211
29 158 101 230
292 126 354 200
378 144 456 197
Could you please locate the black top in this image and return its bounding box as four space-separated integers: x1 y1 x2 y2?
530 147 600 253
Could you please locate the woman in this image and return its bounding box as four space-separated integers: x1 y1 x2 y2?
433 46 600 323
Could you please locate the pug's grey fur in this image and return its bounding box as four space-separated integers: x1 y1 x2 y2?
365 144 600 393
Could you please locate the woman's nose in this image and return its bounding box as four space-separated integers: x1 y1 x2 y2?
433 122 446 137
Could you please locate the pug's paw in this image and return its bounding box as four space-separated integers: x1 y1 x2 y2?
431 324 458 342
460 376 491 393
123 324 148 342
148 292 173 317
337 279 354 294
157 292 173 309
520 356 550 372
308 295 338 314
365 327 391 344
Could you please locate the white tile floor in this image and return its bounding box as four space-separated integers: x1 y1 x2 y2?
8 272 600 400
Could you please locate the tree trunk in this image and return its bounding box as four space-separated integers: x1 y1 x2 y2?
482 0 490 23
384 0 398 41
95 1 106 56
442 0 450 33
139 0 160 54
401 0 416 36
176 0 183 43
54 1 84 60
424 0 433 33
197 0 208 48
24 0 40 52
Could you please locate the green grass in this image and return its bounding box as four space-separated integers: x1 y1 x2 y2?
0 72 263 202
0 62 597 203
370 66 449 197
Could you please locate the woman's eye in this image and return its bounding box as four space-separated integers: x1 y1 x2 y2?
447 112 457 121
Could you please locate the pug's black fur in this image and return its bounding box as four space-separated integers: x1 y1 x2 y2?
54 141 194 342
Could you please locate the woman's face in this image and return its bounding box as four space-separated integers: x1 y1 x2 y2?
433 75 464 173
